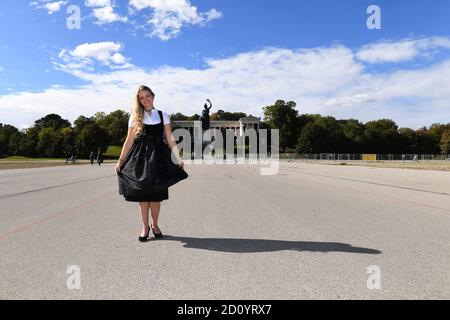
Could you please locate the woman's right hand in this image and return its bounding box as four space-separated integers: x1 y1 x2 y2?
115 161 122 175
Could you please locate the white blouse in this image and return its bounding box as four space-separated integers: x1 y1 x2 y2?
128 108 171 128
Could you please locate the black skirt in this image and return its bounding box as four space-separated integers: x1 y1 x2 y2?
117 112 188 202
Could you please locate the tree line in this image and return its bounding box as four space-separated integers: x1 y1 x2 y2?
1 100 449 158
263 100 450 155
0 111 128 158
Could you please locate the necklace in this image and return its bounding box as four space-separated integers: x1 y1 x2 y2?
144 107 154 114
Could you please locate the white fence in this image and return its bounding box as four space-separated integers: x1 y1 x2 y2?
280 153 450 161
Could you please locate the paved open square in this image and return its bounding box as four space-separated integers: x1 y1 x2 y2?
1 161 449 299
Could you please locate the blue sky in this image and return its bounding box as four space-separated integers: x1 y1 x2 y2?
0 0 450 129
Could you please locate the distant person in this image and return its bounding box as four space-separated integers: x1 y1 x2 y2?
96 151 103 166
89 151 95 165
66 154 75 164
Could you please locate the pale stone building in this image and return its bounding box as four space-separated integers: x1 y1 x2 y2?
172 115 261 137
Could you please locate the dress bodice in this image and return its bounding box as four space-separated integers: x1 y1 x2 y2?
142 110 164 137
143 122 163 137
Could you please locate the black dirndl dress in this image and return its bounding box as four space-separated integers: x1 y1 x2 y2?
117 110 188 202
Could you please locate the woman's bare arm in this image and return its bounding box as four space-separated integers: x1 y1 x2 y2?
115 127 135 173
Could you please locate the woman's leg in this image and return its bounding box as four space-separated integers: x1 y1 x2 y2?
139 202 150 236
149 201 161 232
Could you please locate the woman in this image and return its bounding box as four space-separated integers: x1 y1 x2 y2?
116 85 187 242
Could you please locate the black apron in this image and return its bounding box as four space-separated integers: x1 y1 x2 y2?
118 110 188 202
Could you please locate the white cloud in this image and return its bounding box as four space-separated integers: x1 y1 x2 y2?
129 0 222 41
2 37 450 130
32 0 221 40
326 94 376 107
31 0 67 15
85 0 128 24
204 8 222 21
44 1 66 14
111 53 126 64
356 36 450 63
55 42 134 72
92 6 128 24
85 0 111 6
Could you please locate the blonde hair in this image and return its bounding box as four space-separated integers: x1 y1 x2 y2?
131 85 155 138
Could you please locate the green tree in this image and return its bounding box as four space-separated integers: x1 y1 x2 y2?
0 124 19 156
74 115 95 133
296 116 346 154
211 110 247 121
232 112 248 120
59 127 76 157
315 117 347 152
188 114 200 121
77 123 109 157
170 112 190 121
8 131 25 156
298 114 321 129
416 127 439 154
398 128 417 153
362 119 400 153
263 100 300 152
34 114 71 130
296 122 327 154
440 129 450 154
93 112 107 123
19 127 40 157
338 119 365 153
428 123 447 147
94 110 129 146
107 110 129 145
37 127 59 157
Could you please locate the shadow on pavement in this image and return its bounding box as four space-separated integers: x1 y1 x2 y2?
152 236 382 255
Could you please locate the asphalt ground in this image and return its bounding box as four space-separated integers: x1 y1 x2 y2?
1 161 449 299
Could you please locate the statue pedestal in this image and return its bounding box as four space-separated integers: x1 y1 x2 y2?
202 130 213 160
202 129 211 143
193 121 203 161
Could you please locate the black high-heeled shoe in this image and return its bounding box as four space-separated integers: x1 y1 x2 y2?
138 225 150 242
152 225 163 238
